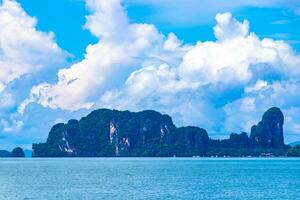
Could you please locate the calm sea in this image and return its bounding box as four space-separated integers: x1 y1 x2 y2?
0 158 300 200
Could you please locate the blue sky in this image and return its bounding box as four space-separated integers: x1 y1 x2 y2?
16 0 300 57
1 0 300 150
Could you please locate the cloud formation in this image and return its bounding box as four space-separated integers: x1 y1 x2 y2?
16 0 300 142
95 10 300 135
19 0 189 112
0 0 66 92
0 0 68 138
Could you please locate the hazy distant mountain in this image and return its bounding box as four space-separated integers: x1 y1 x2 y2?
33 107 288 157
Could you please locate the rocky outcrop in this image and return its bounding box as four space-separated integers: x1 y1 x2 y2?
0 150 11 157
250 107 285 148
33 109 177 157
33 107 288 157
0 147 25 157
11 147 25 157
209 132 256 149
174 127 209 156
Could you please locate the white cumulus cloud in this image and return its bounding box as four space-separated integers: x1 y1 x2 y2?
20 0 188 112
95 11 300 139
0 0 66 93
213 12 249 41
19 0 300 142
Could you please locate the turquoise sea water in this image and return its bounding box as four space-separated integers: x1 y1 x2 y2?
0 158 300 200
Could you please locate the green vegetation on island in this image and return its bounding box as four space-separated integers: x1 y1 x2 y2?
0 147 25 158
287 145 300 157
31 107 294 157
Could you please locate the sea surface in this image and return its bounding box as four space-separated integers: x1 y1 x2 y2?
0 158 300 200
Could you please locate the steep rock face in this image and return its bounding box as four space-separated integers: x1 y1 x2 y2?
174 127 209 156
33 109 180 157
250 107 284 148
33 107 287 157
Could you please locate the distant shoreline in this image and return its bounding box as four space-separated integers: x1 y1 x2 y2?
3 156 300 159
